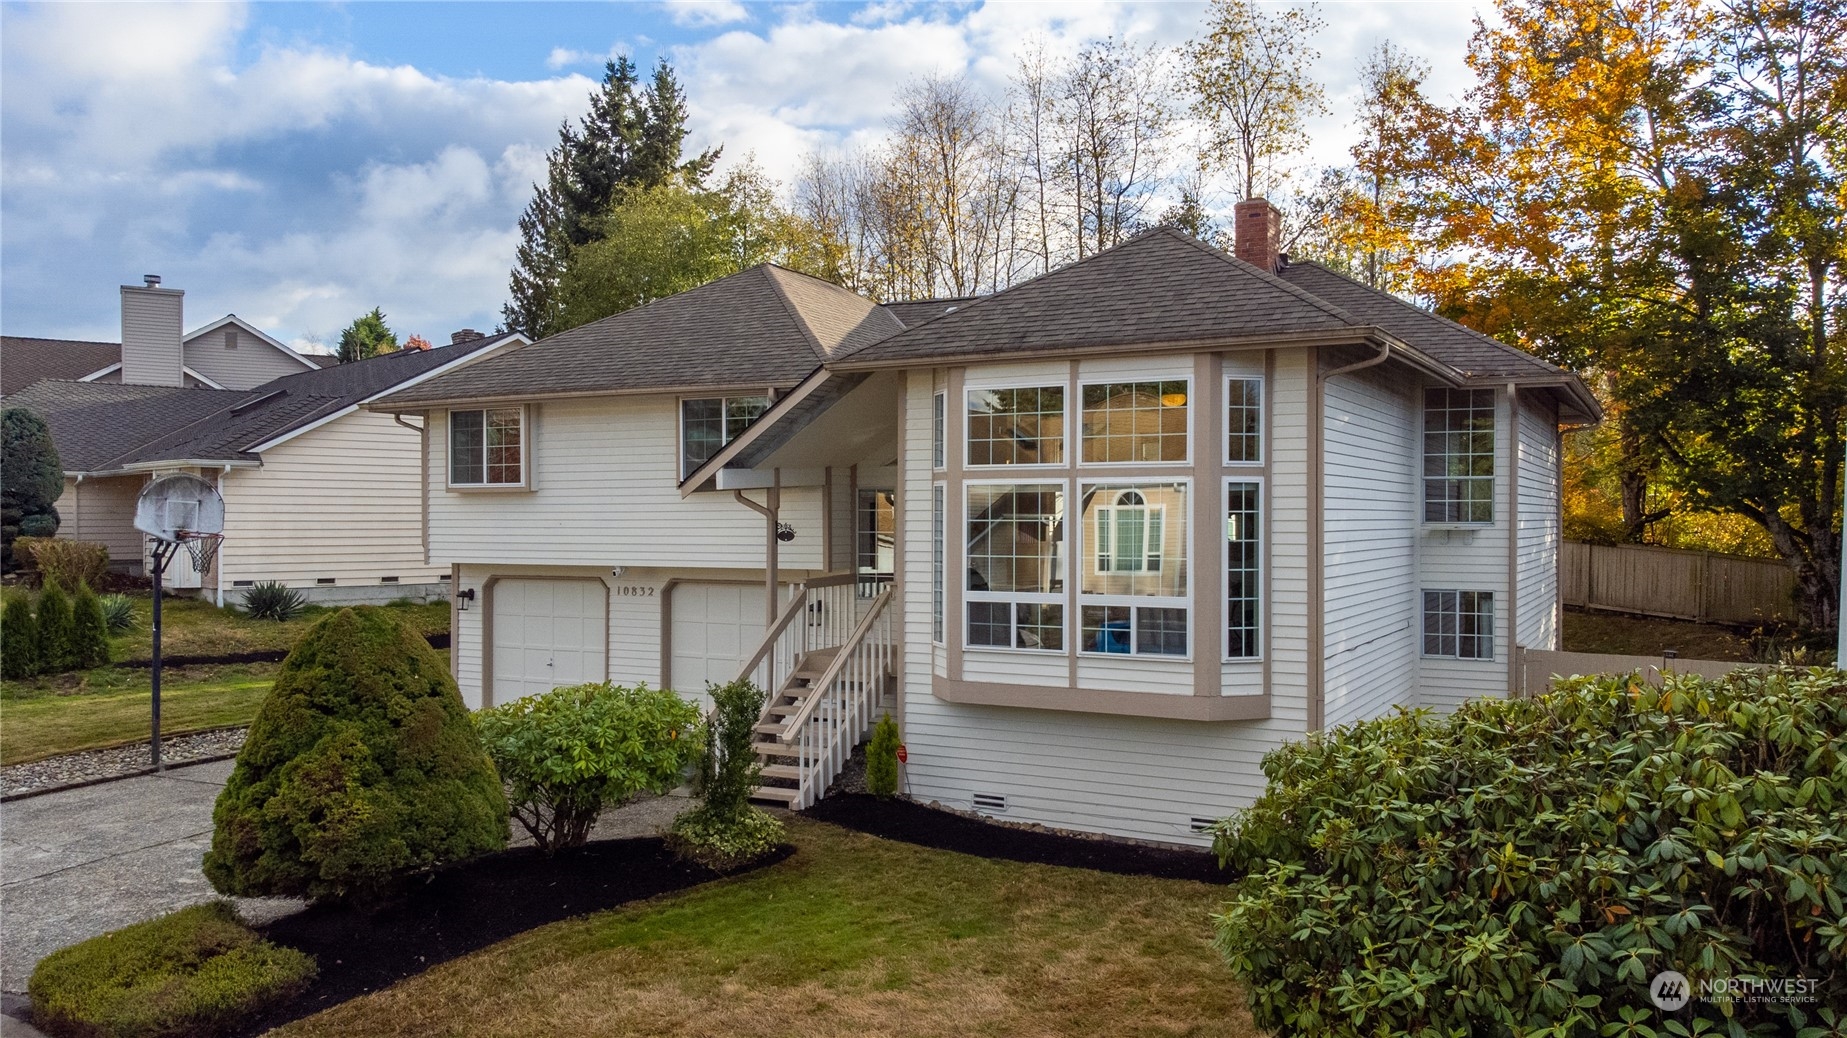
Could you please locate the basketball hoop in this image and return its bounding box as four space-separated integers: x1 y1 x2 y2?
178 531 223 574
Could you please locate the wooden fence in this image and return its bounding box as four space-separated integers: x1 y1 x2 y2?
1559 541 1794 625
1516 647 1757 697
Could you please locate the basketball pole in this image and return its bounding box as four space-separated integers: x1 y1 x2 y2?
150 541 170 771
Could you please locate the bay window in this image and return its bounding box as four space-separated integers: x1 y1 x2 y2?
967 386 1064 466
966 483 1065 651
1227 377 1262 463
1226 482 1261 659
1080 380 1188 463
448 407 524 486
1080 481 1189 656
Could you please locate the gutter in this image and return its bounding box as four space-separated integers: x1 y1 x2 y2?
362 379 805 415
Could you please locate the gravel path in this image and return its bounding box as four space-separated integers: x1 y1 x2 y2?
0 728 248 799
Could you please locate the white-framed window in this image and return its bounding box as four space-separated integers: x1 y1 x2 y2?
966 385 1065 466
1079 480 1189 657
932 391 946 469
965 482 1066 651
1423 388 1495 523
856 489 895 582
1423 589 1494 659
448 407 524 486
1079 379 1189 464
681 395 770 478
1225 480 1261 660
1227 376 1263 464
931 483 945 644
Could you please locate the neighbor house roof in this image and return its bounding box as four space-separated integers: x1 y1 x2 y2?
4 333 521 474
1277 262 1572 381
831 229 1362 367
374 266 898 408
0 337 122 394
881 297 982 329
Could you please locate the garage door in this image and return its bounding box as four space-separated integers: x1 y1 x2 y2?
671 583 767 699
491 578 607 704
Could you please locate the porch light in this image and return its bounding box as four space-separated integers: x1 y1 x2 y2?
1160 391 1188 407
457 587 476 611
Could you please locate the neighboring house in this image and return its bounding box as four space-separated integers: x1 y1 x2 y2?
0 276 333 398
370 199 1598 847
6 278 527 604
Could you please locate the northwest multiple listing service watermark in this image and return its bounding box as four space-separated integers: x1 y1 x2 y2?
1650 970 1820 1012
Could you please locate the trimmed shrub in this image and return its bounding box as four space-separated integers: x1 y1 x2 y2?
27 900 315 1038
474 681 703 854
17 538 109 592
99 592 137 635
71 584 110 668
1211 668 1847 1037
2 407 62 572
866 713 900 798
204 607 508 904
668 678 785 869
2 590 39 679
242 581 306 622
36 582 75 673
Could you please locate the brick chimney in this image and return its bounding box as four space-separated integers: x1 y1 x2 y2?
450 329 483 345
1233 198 1283 274
120 275 185 386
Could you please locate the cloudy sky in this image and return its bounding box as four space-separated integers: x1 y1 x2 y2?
0 1 1490 353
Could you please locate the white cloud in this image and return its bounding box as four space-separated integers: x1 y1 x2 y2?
662 0 751 29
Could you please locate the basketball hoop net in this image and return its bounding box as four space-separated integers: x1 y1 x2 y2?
176 530 222 574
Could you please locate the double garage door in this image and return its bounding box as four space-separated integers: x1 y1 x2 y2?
490 579 607 704
489 578 768 704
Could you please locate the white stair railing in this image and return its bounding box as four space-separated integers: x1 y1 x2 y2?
772 587 895 809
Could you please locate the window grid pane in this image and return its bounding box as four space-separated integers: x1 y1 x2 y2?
449 410 484 485
1227 378 1262 463
967 387 1064 466
931 485 945 643
1422 589 1493 659
682 396 769 478
966 483 1065 652
1079 482 1188 657
1080 381 1188 464
1423 389 1494 522
484 408 522 484
1227 482 1261 659
933 392 946 469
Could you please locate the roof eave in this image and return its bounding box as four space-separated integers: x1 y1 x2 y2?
115 457 261 473
364 379 806 414
827 326 1393 372
677 367 832 498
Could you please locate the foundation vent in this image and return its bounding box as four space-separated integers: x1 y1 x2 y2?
972 792 1007 813
316 577 336 585
380 576 400 584
232 580 255 588
1190 817 1219 834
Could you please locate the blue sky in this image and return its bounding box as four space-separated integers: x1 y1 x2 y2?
0 1 1486 352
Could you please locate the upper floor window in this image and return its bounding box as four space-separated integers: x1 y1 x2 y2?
932 484 946 644
933 391 946 469
682 395 769 478
1080 381 1188 464
1227 377 1263 463
1424 388 1495 523
1423 589 1494 660
449 407 524 486
1080 481 1189 657
967 386 1064 466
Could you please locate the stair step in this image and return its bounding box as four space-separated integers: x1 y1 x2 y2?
750 786 801 805
758 763 803 780
752 722 789 735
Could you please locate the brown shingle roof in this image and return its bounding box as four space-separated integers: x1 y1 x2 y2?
1277 261 1567 380
1 337 121 395
379 266 879 407
832 228 1363 366
2 381 247 472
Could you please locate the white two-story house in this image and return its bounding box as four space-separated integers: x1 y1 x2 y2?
372 199 1597 847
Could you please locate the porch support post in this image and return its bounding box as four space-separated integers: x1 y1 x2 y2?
767 469 782 623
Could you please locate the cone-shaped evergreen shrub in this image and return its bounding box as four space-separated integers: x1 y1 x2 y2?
36 582 74 673
204 607 507 903
866 713 900 798
71 584 110 669
1 591 38 678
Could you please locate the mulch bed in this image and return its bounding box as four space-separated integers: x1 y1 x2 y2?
233 837 793 1036
805 793 1227 882
117 633 449 669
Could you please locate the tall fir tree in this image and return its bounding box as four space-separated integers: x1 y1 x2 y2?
502 57 719 339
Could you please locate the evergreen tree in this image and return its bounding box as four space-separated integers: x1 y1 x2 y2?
1 592 40 679
36 583 74 673
335 308 398 364
71 584 110 669
501 57 720 340
1 408 62 572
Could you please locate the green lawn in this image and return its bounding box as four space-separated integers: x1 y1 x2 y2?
0 596 451 765
273 818 1259 1038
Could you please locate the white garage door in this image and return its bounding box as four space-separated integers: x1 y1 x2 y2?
491 578 607 704
671 583 767 699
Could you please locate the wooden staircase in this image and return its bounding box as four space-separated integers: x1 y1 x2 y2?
749 648 840 806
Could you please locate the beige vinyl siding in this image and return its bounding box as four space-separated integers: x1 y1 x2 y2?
896 353 1317 848
1322 364 1420 729
1516 394 1562 649
183 329 315 390
426 397 824 571
1415 388 1514 712
120 288 184 386
56 474 146 569
218 409 442 588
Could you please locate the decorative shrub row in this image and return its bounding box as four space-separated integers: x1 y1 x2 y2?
2 583 111 678
27 901 315 1038
1210 667 1847 1037
474 681 702 854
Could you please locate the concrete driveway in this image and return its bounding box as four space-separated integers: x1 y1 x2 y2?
0 760 300 995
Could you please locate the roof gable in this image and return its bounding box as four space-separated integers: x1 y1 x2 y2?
833 228 1362 366
183 315 321 371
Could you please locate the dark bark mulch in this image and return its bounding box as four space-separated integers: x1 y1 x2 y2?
118 633 449 669
805 793 1228 883
233 837 793 1036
